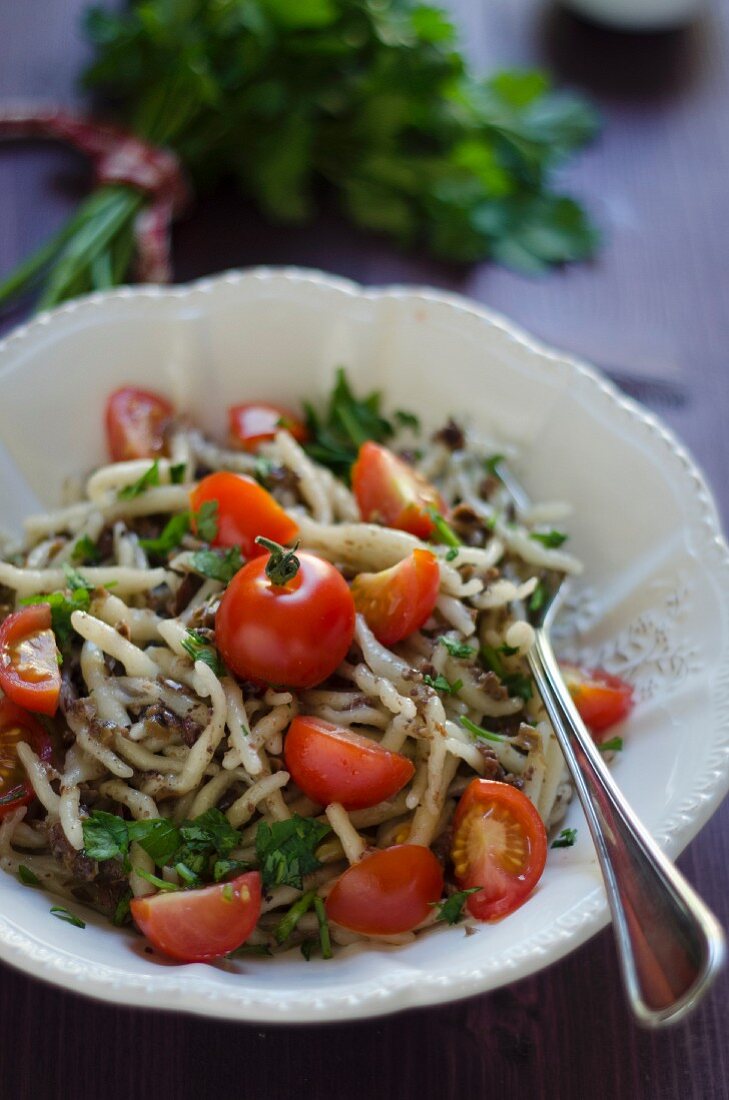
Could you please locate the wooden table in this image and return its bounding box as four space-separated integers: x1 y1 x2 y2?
1 2 728 1098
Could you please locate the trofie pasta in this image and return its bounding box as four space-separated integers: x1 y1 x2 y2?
0 373 632 962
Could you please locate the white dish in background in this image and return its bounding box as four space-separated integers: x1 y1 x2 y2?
0 267 727 1022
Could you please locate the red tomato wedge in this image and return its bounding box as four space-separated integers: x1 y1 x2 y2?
325 845 444 935
0 606 61 716
351 549 440 646
190 471 299 557
105 387 173 462
284 716 414 810
229 403 307 451
451 779 547 922
0 698 53 819
352 442 444 539
561 664 634 736
130 872 261 963
216 546 355 689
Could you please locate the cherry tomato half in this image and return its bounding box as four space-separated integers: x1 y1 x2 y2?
351 549 440 646
326 844 443 935
561 664 634 736
105 387 173 462
0 697 53 819
130 872 261 963
229 402 308 452
451 779 547 922
190 471 298 558
352 442 444 540
0 605 61 716
216 546 355 689
284 716 414 810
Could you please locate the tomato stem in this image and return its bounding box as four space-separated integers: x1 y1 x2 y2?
257 537 301 586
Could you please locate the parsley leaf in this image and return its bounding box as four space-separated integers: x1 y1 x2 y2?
439 636 476 660
459 715 505 744
303 368 393 476
194 500 219 542
18 865 40 887
170 463 187 484
423 673 462 695
182 808 241 859
433 887 480 925
551 827 577 849
598 736 624 753
72 535 101 564
117 460 160 501
63 564 94 593
189 547 244 584
427 508 462 549
483 454 505 477
127 818 181 865
394 410 421 432
112 891 133 926
82 811 129 862
139 512 191 556
255 815 331 891
529 582 547 613
181 630 226 676
213 858 251 883
529 529 568 549
21 588 91 649
50 906 86 928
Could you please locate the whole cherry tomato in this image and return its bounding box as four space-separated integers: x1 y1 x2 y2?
451 779 547 922
352 442 444 540
351 549 440 646
105 387 173 462
0 697 53 819
229 402 308 452
325 845 444 935
216 540 355 689
0 605 61 716
130 872 261 962
561 665 634 736
284 716 414 810
190 471 298 557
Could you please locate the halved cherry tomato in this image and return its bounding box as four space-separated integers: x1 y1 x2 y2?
451 779 547 922
216 543 355 688
130 872 261 963
352 442 444 540
229 403 308 452
0 606 61 716
284 716 414 810
190 471 299 557
325 845 444 935
0 697 53 819
105 387 173 462
351 549 440 646
561 664 634 736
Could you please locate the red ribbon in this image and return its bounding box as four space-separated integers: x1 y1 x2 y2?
0 105 189 283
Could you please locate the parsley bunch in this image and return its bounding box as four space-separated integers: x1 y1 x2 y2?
0 0 598 312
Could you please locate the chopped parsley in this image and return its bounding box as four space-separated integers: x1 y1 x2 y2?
82 810 129 862
71 535 101 564
427 508 462 549
117 460 160 500
439 636 476 660
529 529 568 549
303 368 394 477
255 815 331 891
181 630 226 676
112 891 133 926
127 817 181 865
313 895 333 960
433 887 480 925
445 547 459 561
139 512 191 556
18 865 40 887
423 673 462 695
63 563 94 593
598 737 624 753
394 409 421 432
459 715 505 744
169 462 187 484
50 905 86 929
229 943 273 959
20 586 91 649
480 643 532 701
213 858 251 883
189 546 244 584
194 500 219 542
551 827 577 849
133 867 180 891
274 889 317 945
483 453 506 478
528 581 547 613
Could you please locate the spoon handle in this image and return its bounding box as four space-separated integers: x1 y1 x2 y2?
528 627 725 1027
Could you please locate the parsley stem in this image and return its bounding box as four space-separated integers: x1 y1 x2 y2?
274 890 317 944
459 715 505 743
427 508 462 549
313 895 333 960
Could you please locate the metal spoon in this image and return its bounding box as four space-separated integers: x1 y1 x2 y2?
499 464 726 1028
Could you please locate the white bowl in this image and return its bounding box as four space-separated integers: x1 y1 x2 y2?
0 268 727 1022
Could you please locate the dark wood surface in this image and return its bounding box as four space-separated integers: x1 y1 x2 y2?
1 2 728 1098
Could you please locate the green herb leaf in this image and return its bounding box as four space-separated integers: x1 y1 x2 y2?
529 529 568 548
303 368 393 476
194 500 219 543
50 905 86 928
433 887 481 925
63 564 94 593
423 673 462 695
229 943 273 959
529 582 547 613
170 463 187 484
133 867 181 891
484 454 505 477
394 410 421 432
255 815 331 891
18 864 40 887
551 827 577 849
445 547 459 561
139 512 191 556
182 808 241 859
127 818 181 866
82 810 129 862
72 535 101 564
181 630 226 676
21 588 90 649
459 715 505 744
213 858 251 883
439 636 476 660
427 508 462 549
502 673 533 702
112 890 133 926
189 547 244 584
598 737 624 753
117 460 160 501
300 938 315 961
